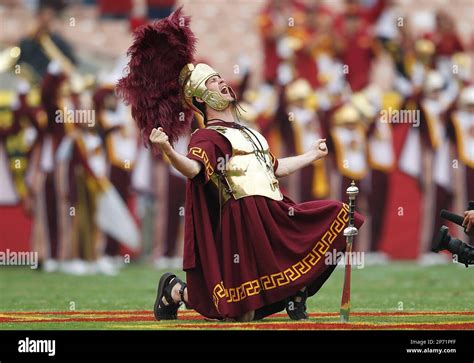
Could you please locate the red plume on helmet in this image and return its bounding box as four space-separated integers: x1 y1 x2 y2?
116 7 196 146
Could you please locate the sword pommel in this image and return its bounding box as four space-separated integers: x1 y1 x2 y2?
346 180 359 200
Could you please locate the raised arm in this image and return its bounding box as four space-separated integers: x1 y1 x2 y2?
149 127 202 179
275 139 328 178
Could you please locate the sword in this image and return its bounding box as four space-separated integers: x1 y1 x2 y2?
340 180 359 322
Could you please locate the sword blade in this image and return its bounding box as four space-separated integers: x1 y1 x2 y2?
340 239 353 322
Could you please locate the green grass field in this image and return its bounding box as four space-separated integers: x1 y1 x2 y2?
1 263 473 330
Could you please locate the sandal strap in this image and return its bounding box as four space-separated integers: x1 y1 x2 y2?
163 277 183 306
179 282 187 303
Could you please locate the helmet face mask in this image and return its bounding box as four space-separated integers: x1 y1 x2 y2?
180 63 236 119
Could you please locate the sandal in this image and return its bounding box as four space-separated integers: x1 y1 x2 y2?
285 288 309 320
153 272 187 321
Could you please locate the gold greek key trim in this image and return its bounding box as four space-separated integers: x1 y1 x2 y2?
212 203 349 312
188 146 214 178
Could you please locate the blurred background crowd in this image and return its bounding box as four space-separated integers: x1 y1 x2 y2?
0 0 473 275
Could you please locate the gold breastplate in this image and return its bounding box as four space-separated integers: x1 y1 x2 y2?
207 125 282 203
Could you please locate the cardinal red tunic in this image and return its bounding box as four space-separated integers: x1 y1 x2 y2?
183 121 364 320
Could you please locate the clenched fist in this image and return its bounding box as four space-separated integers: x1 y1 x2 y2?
149 127 172 153
314 138 328 159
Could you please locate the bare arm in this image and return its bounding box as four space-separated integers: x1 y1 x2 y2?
275 139 328 178
149 127 202 179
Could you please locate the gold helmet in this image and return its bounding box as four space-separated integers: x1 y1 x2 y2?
415 39 435 57
179 63 236 118
285 78 312 103
332 104 361 126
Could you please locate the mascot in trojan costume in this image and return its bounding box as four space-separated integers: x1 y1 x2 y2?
118 8 364 322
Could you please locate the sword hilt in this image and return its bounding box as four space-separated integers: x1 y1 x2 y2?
346 180 359 230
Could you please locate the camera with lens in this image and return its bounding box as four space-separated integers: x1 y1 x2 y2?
433 201 474 267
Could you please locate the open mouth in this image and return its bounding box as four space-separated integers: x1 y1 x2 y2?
220 85 229 95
